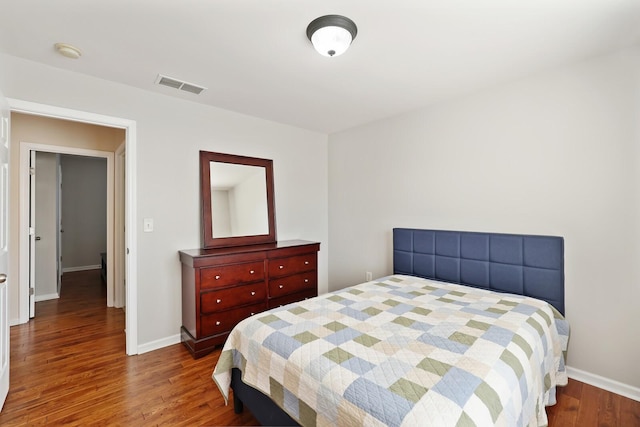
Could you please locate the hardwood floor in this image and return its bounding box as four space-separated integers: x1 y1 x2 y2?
0 270 257 426
1 269 638 426
547 378 640 427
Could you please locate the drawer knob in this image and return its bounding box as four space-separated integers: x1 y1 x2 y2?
215 275 221 280
250 270 255 274
279 284 284 289
305 261 309 265
250 312 255 316
251 291 256 296
216 299 222 304
279 265 284 269
304 279 309 283
216 321 221 326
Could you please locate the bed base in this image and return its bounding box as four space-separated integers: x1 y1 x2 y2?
231 368 299 426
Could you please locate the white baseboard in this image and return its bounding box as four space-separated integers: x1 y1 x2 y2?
62 265 101 273
35 293 60 302
567 365 640 402
137 334 181 355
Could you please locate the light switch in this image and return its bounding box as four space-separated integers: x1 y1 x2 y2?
143 218 154 232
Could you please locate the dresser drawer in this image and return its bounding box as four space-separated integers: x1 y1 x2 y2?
269 289 317 309
200 261 264 289
269 254 316 278
200 302 267 337
269 272 317 298
201 282 266 313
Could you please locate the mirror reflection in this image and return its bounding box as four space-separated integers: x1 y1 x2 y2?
200 150 276 249
210 163 268 238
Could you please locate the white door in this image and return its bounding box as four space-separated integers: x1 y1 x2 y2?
28 151 35 317
34 152 58 301
0 90 11 409
57 161 62 295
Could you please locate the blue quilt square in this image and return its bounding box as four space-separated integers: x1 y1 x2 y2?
461 307 502 318
482 326 514 346
429 288 450 297
339 306 370 321
409 321 433 332
417 333 469 354
389 290 420 301
344 378 413 427
386 303 415 315
283 387 300 419
341 356 376 375
263 331 303 359
511 303 538 316
432 366 482 407
325 327 362 346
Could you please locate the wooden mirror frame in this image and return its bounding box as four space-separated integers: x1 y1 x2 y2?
200 151 277 249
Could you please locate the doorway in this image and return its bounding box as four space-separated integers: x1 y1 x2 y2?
32 152 109 309
8 99 138 355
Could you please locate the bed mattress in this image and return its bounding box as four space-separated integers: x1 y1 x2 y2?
213 274 569 427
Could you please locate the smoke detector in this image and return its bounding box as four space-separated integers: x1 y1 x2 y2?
54 43 82 59
155 74 206 95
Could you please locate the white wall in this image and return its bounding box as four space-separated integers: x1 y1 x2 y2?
329 48 640 389
60 154 107 270
0 53 329 349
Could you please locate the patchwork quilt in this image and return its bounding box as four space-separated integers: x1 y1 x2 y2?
213 275 570 427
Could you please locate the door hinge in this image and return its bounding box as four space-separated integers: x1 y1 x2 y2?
29 167 35 176
29 227 35 236
29 287 35 296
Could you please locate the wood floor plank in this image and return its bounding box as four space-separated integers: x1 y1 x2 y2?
1 269 638 426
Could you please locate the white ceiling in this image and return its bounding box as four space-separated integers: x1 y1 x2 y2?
1 0 639 134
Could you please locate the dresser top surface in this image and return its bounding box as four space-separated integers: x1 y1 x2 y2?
179 239 320 259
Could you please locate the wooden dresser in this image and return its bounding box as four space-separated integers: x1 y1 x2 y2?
179 240 320 358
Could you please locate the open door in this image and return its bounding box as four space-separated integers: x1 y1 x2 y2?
57 160 62 295
28 151 35 318
0 90 11 410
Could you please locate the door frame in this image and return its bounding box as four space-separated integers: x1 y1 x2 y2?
114 142 125 308
22 144 114 308
8 99 138 355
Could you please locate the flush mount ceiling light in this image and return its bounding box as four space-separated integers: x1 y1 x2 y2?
54 43 82 59
306 15 357 57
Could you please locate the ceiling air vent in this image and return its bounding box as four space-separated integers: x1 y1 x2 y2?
155 74 206 95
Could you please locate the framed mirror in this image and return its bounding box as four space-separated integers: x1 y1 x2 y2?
200 151 276 249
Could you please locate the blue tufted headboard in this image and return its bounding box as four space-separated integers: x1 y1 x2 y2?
393 228 565 315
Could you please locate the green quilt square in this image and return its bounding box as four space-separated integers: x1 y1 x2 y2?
324 321 348 332
389 378 428 403
418 357 452 376
449 331 477 346
288 306 308 315
466 319 490 331
362 306 382 316
259 314 281 324
353 334 381 347
392 316 415 327
323 348 354 364
411 306 432 317
293 331 319 344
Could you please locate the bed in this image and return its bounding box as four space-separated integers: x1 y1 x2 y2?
213 228 570 426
